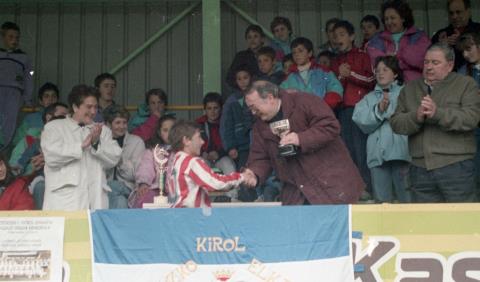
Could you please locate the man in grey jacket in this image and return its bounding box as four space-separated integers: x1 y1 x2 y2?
390 42 480 203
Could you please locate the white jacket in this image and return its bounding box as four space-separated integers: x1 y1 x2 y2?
41 116 122 210
106 132 145 190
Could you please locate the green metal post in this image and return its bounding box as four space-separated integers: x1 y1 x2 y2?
109 1 200 74
202 0 221 94
222 0 274 40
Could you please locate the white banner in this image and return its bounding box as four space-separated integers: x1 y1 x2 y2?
0 217 65 282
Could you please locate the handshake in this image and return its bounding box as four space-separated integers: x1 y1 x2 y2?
240 168 258 188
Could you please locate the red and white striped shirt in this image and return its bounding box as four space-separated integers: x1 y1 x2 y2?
167 151 243 208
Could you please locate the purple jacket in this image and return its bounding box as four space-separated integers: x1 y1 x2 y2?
135 149 160 189
367 26 430 82
247 90 364 205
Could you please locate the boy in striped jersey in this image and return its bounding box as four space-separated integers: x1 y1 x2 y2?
166 120 252 208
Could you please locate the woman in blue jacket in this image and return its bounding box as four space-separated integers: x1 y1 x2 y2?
352 56 411 203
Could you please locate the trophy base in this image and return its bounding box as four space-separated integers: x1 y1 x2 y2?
278 144 298 157
153 195 169 206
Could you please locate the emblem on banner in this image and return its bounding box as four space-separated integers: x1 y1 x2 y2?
213 269 234 281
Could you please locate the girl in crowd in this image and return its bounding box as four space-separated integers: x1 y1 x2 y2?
457 32 480 84
103 105 145 209
367 0 430 82
352 56 411 203
0 153 34 210
129 88 169 141
129 114 176 208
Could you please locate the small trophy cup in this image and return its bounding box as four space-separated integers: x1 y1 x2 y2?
269 119 298 157
153 145 170 206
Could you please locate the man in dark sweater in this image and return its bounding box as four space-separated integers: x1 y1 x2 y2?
431 0 480 70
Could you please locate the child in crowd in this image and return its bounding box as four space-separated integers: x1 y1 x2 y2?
196 93 236 175
13 82 59 146
360 15 381 51
331 20 375 192
10 102 68 177
21 112 68 210
457 32 480 194
282 54 294 76
220 66 257 202
0 22 33 150
0 153 34 210
352 56 410 203
93 73 117 122
220 66 254 170
8 103 67 210
104 105 145 209
280 37 343 109
318 18 340 54
458 32 480 84
257 46 285 85
270 16 294 61
316 50 335 68
129 115 176 208
166 120 247 208
129 88 168 141
225 24 265 89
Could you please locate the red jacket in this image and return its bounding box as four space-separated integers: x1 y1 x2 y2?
331 47 375 107
195 115 226 157
0 177 35 210
247 90 365 205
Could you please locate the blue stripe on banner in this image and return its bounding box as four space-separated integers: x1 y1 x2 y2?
92 205 349 265
352 231 363 239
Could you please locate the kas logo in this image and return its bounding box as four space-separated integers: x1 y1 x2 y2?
353 236 480 281
196 236 246 253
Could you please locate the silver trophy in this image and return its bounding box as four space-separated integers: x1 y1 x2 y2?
152 145 169 205
269 119 298 157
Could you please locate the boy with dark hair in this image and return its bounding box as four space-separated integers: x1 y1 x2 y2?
360 15 381 50
93 72 117 122
270 16 294 61
13 82 60 146
10 102 68 209
316 50 335 68
166 120 248 208
221 65 254 171
282 53 294 76
225 24 265 89
221 66 258 202
196 92 236 177
0 21 33 150
318 17 341 54
331 20 375 194
129 88 170 141
280 37 343 109
257 46 285 85
10 102 68 176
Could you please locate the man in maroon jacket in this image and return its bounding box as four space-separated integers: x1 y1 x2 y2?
243 80 364 205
